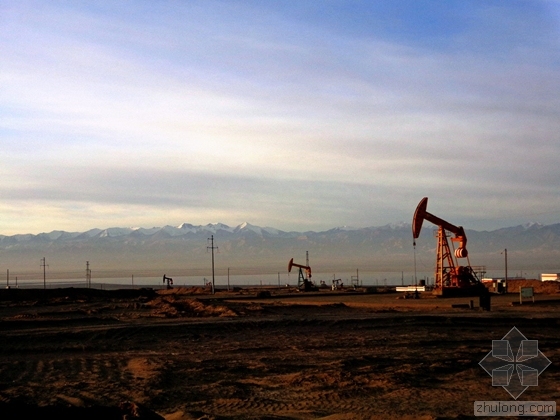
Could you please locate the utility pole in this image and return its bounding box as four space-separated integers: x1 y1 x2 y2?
86 261 92 288
40 257 48 289
6 269 9 289
227 267 230 291
207 235 218 294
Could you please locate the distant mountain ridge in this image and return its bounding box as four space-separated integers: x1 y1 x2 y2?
1 221 560 276
0 220 461 240
0 222 292 241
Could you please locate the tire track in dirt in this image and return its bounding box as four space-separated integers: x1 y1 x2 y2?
208 392 376 418
0 353 166 407
2 305 560 418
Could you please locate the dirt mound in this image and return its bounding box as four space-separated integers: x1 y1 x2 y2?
157 287 210 296
144 296 237 318
507 279 560 294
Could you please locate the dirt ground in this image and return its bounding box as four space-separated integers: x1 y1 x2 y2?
0 283 559 419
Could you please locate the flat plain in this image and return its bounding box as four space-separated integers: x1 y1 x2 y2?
0 283 559 419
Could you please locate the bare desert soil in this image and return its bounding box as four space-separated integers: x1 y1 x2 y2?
0 284 559 419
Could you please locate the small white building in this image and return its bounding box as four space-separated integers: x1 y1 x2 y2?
396 285 426 292
482 277 504 283
541 273 560 282
482 278 507 293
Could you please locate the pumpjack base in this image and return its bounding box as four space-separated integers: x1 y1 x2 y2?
433 285 488 298
300 280 318 292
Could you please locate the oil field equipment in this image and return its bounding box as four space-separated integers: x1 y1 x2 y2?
412 197 486 297
288 258 316 291
163 274 173 290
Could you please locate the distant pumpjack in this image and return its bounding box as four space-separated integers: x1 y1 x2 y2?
288 258 316 291
163 274 173 290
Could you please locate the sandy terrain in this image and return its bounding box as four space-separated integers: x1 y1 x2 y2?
0 283 559 419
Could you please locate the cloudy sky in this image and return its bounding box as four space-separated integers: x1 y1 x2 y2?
1 1 560 235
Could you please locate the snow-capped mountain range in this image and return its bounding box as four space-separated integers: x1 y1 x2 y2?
1 221 560 275
2 222 287 241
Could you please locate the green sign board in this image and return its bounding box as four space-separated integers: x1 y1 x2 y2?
519 287 534 304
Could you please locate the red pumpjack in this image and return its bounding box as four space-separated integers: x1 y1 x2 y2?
413 197 487 297
288 258 317 292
